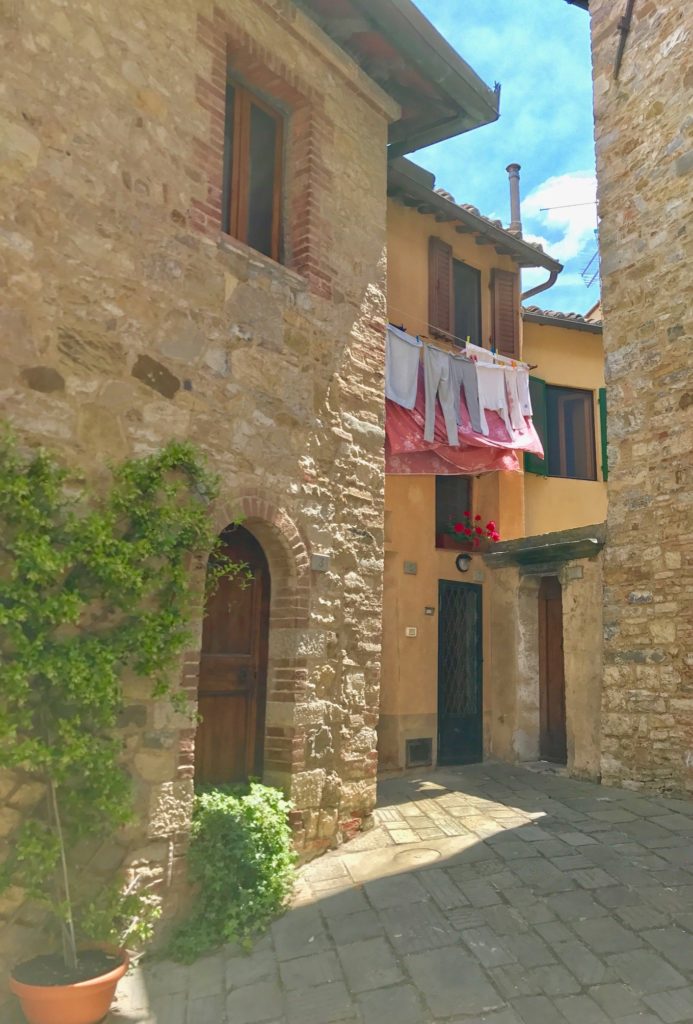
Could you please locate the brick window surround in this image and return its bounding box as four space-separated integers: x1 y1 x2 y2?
193 5 335 298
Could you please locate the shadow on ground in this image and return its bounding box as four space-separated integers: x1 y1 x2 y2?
17 762 693 1024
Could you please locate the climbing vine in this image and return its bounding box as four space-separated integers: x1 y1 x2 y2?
0 429 246 966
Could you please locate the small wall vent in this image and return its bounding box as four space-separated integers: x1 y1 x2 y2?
406 737 433 768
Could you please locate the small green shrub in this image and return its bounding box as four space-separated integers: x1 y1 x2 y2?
168 783 297 962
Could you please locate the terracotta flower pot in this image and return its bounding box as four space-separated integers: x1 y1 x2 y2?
9 947 129 1024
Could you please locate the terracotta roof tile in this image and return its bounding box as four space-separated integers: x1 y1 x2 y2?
522 305 603 330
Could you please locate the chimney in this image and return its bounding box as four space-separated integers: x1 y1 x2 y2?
506 163 522 236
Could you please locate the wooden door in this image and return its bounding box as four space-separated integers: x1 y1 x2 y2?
195 527 270 786
538 576 567 763
437 581 483 765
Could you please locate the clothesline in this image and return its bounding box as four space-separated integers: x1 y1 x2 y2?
386 301 538 371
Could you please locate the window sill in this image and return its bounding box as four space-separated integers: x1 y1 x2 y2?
436 534 476 551
217 233 307 292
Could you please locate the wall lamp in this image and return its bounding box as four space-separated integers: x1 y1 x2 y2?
455 552 472 573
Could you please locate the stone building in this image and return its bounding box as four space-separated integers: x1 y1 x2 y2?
0 0 501 991
573 0 693 791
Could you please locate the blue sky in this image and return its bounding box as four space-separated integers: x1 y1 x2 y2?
412 0 599 314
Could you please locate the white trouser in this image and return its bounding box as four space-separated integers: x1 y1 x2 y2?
424 345 459 445
450 353 483 434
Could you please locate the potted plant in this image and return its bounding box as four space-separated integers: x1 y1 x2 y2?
436 510 501 551
0 432 242 1024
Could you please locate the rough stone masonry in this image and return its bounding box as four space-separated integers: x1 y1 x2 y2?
0 0 396 990
588 0 693 791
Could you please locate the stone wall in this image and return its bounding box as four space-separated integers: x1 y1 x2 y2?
0 0 393 989
588 0 693 791
485 554 603 780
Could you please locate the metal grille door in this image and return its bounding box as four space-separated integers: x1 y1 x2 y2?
438 581 483 765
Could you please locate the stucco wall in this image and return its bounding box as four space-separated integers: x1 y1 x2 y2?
0 0 392 988
588 0 693 792
522 318 607 536
380 476 490 770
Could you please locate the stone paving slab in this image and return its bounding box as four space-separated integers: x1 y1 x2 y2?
102 763 693 1024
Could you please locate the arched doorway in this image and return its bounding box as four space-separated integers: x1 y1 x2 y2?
195 525 270 785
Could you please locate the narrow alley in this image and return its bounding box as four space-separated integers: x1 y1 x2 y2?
111 763 693 1024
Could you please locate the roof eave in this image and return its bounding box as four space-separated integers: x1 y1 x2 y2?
522 311 603 334
374 0 500 151
388 162 563 273
297 0 500 156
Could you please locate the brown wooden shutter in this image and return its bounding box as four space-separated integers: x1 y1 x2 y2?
428 236 453 338
491 268 519 357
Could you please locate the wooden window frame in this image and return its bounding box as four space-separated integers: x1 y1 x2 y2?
453 258 482 348
223 79 284 263
548 385 597 481
525 381 598 481
429 236 484 346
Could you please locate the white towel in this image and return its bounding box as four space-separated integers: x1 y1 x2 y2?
385 325 422 410
476 363 514 439
504 367 526 431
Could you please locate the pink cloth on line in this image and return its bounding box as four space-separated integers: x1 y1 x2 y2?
386 439 520 476
386 366 544 459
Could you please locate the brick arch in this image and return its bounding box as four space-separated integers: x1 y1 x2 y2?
207 492 312 787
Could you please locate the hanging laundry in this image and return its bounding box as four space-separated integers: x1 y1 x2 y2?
423 345 459 446
503 366 526 431
450 351 484 434
516 366 533 417
476 363 514 439
385 325 423 410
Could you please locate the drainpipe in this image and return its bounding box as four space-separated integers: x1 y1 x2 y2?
506 163 522 236
521 270 560 301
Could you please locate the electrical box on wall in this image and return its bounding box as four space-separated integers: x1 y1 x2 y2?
405 626 417 637
403 561 417 575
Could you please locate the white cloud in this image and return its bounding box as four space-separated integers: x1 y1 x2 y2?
521 171 598 264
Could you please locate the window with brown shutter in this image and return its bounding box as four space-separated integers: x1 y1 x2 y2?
428 236 453 338
491 268 519 357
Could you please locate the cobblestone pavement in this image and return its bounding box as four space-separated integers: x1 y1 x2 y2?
109 763 693 1024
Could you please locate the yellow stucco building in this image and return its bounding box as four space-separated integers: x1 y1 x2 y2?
380 159 607 781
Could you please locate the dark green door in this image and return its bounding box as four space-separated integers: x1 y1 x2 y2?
437 581 483 765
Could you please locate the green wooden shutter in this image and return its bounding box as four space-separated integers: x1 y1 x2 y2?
598 387 608 481
524 376 548 476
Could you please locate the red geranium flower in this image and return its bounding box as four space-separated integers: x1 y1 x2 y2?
486 521 496 531
475 526 483 535
463 510 471 517
474 514 481 521
492 532 500 542
453 522 464 533
464 527 472 536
